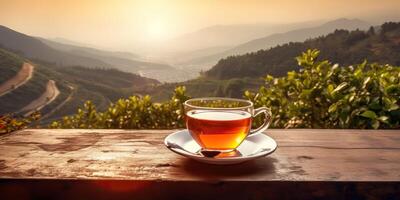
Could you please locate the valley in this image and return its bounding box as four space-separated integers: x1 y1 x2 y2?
0 48 159 123
143 22 400 101
0 20 399 125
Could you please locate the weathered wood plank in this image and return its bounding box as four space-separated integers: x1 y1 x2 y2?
0 129 399 199
0 129 399 181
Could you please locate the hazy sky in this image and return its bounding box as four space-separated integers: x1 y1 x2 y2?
0 0 399 50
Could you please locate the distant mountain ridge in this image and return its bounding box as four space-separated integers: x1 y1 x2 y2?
145 20 323 66
161 20 322 53
188 18 372 65
228 18 371 55
205 22 400 79
0 25 108 67
45 37 140 60
39 38 173 72
0 25 173 73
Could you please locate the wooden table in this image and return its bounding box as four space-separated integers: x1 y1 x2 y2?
0 129 399 199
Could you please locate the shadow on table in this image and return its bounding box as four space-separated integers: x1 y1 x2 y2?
179 157 277 179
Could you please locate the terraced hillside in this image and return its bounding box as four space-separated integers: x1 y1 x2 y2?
0 62 34 97
0 49 24 84
0 52 48 114
19 80 60 116
0 48 160 123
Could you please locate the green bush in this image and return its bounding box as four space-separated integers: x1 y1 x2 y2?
50 50 400 129
245 49 400 129
50 87 189 129
0 112 40 134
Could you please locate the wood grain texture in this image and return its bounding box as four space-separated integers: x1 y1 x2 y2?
0 129 399 199
0 129 399 181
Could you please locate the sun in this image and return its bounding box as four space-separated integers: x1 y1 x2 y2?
146 20 168 41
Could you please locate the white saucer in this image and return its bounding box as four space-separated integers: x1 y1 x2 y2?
164 130 277 165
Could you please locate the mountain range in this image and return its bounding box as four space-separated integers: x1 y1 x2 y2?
153 20 322 54
0 25 172 73
187 18 372 66
142 22 400 101
205 22 400 79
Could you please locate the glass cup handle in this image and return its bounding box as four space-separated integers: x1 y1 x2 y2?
249 107 272 135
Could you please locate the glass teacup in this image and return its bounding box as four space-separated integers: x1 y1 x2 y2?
184 97 272 152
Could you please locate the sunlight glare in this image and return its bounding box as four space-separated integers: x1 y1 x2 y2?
146 19 168 41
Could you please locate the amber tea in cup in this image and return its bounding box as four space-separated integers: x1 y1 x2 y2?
184 98 271 152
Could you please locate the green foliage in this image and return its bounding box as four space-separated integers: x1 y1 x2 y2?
244 49 400 129
50 50 400 129
0 112 40 134
50 86 190 129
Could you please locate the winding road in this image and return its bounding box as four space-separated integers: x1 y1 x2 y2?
0 62 34 97
19 80 60 116
40 85 75 120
